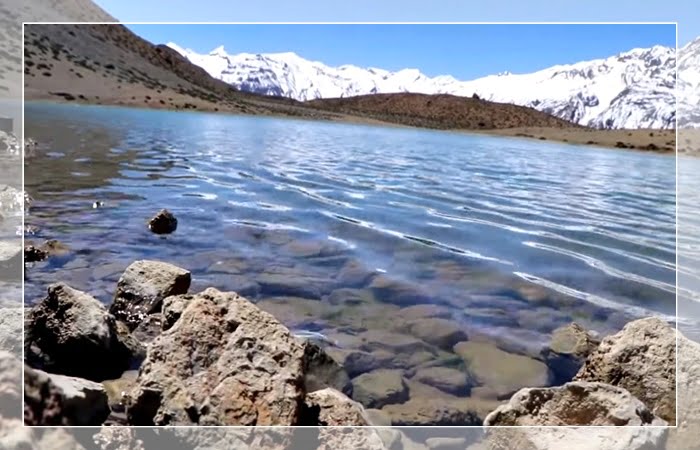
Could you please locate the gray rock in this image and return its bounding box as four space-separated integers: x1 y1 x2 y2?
484 381 666 426
302 388 369 426
667 330 700 449
147 209 177 234
412 367 474 396
24 365 68 425
1 350 21 416
25 283 143 381
327 348 394 378
351 369 409 409
382 397 481 426
110 260 191 330
34 370 110 426
336 259 375 287
255 272 322 299
400 304 453 320
541 322 600 384
369 275 433 306
575 317 676 423
0 307 21 354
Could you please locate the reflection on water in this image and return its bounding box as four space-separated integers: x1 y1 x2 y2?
22 102 692 419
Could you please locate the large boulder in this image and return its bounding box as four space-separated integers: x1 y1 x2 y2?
24 367 109 426
666 330 700 449
302 388 369 426
351 369 409 409
109 260 191 330
541 322 600 384
24 283 143 381
574 317 675 423
484 381 666 426
482 427 668 450
125 288 346 426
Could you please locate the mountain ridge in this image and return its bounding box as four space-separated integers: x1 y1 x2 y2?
167 42 677 130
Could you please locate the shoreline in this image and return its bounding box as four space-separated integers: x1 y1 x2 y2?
24 95 684 155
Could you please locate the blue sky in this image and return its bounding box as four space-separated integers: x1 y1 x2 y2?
94 0 698 44
125 24 676 79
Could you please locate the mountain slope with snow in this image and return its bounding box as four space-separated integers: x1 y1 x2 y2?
679 37 700 128
167 42 677 129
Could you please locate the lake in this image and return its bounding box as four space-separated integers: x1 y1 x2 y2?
22 102 693 423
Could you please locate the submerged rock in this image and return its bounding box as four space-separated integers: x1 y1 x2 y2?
147 209 177 234
126 288 350 426
453 341 550 399
574 317 676 424
412 366 474 396
484 381 666 426
405 318 468 350
110 260 191 330
351 369 409 409
24 283 143 381
541 322 600 385
24 244 48 263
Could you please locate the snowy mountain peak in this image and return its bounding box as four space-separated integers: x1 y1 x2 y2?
209 45 227 56
168 42 678 129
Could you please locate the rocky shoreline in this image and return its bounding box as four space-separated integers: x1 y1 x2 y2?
21 256 680 429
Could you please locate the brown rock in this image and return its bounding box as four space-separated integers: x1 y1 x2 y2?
412 366 474 396
574 317 676 423
541 322 599 384
109 260 191 330
302 388 369 426
406 318 468 350
24 365 67 425
147 209 177 234
125 288 344 426
484 381 666 426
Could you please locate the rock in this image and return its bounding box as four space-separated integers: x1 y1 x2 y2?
359 329 431 354
541 322 600 384
110 260 191 330
24 366 68 425
399 304 453 320
666 330 700 449
24 244 48 263
382 397 481 426
327 288 375 306
351 369 409 409
125 288 331 425
365 408 392 426
302 388 369 425
93 427 145 450
24 283 143 381
574 317 675 423
369 275 433 306
161 294 188 330
426 437 468 450
0 308 21 354
327 348 393 378
102 370 138 418
412 367 473 396
256 272 322 299
302 340 352 396
406 318 468 350
1 350 21 415
483 381 666 426
336 259 375 287
131 313 163 345
28 369 110 426
147 209 177 234
482 427 668 450
454 341 550 399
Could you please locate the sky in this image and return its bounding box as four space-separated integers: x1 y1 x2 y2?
94 0 699 44
124 24 676 79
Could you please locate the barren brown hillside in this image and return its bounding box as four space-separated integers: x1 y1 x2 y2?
308 93 580 130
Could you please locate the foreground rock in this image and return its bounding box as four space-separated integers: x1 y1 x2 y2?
109 260 191 330
147 209 178 234
25 283 143 381
126 288 352 426
0 308 21 354
484 381 665 426
302 388 369 425
1 350 21 416
574 317 676 423
541 322 599 384
24 367 109 426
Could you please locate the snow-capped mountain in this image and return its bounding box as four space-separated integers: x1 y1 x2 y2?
167 42 677 129
679 37 700 128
